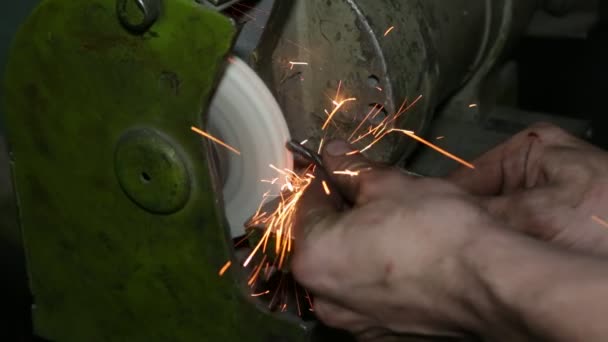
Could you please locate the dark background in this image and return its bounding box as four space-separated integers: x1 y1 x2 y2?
0 2 607 341
517 5 608 149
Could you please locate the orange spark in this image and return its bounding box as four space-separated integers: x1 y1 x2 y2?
233 2 271 15
348 104 383 142
359 128 414 154
284 38 315 55
350 95 423 145
361 129 474 169
384 26 395 37
469 103 478 108
244 165 315 270
218 261 232 276
191 126 241 156
322 97 357 130
405 131 473 169
388 95 423 125
375 86 384 91
304 288 314 311
248 256 267 286
396 130 474 169
436 136 445 140
322 180 331 195
318 135 326 154
592 215 608 228
289 61 309 70
334 170 360 177
220 65 466 317
229 6 257 21
294 279 302 316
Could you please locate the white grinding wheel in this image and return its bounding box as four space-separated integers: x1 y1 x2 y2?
207 57 293 237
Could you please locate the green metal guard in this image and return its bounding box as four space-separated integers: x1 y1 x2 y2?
3 0 307 340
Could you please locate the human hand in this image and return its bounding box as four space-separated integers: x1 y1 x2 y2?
449 123 608 257
290 141 510 341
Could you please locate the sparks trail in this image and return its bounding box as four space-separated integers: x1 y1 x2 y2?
284 38 315 56
384 26 395 37
348 103 384 141
398 130 475 169
232 2 272 15
332 93 475 169
191 126 241 156
289 61 309 70
322 181 331 195
244 164 316 271
321 80 357 131
322 98 357 130
356 128 474 169
334 169 362 177
359 128 473 169
216 75 475 317
218 261 232 276
224 3 270 33
349 95 423 145
228 5 257 21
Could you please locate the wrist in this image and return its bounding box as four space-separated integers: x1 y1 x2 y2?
457 226 535 340
465 224 608 341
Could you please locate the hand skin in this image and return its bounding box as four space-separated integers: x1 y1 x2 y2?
449 123 608 257
291 138 608 341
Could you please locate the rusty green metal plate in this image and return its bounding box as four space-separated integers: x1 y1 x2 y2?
3 0 307 340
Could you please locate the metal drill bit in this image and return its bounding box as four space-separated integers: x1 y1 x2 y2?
285 140 351 206
285 140 324 170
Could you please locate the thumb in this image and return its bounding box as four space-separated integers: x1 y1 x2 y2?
321 140 382 204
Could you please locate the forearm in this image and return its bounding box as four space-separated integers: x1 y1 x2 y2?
466 228 608 341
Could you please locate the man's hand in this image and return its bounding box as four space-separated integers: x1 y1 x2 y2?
449 123 608 257
291 141 513 340
291 138 608 342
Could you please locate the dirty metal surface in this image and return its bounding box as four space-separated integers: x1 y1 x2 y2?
3 0 307 340
264 0 539 167
265 0 490 164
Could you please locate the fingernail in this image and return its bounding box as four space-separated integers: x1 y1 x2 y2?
325 140 353 156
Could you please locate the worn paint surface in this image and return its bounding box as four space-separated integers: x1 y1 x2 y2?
3 0 307 340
